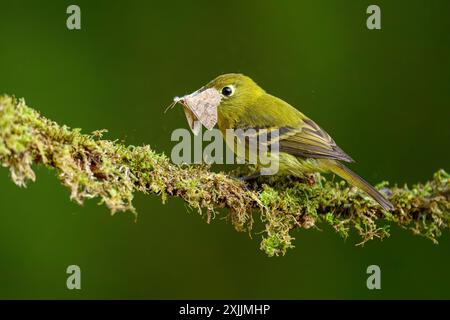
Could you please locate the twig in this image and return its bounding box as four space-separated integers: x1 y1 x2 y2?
0 95 448 256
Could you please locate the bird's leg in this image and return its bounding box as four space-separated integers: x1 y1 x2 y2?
239 170 262 182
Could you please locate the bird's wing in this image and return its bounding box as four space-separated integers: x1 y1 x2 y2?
276 119 354 162
233 94 354 162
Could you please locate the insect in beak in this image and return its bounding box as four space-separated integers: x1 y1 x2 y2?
164 96 186 114
166 88 221 136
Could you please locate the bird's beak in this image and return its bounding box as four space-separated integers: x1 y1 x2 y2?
174 88 221 136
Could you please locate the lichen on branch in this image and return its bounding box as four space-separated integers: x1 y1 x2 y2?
0 95 449 256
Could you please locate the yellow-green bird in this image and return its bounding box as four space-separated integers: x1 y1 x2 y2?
175 73 394 211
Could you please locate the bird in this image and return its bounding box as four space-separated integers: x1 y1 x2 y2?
172 73 394 211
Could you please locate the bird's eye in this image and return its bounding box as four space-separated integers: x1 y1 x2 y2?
221 86 234 97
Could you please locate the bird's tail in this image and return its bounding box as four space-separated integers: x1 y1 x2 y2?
322 160 394 211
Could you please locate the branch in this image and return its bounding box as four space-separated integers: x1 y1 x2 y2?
0 95 449 256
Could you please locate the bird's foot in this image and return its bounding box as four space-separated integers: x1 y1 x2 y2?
284 174 316 187
305 174 316 186
238 171 262 182
230 171 262 191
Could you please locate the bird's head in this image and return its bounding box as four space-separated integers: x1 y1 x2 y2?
204 73 265 108
169 73 265 135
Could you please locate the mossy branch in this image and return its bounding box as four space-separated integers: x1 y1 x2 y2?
0 95 449 256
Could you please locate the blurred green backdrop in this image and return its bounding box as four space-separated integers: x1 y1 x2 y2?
0 0 449 299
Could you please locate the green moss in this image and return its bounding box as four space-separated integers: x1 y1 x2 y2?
0 95 449 256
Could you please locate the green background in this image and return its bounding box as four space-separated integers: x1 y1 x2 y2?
0 0 449 299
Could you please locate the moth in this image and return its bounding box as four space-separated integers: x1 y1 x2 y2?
166 88 222 136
